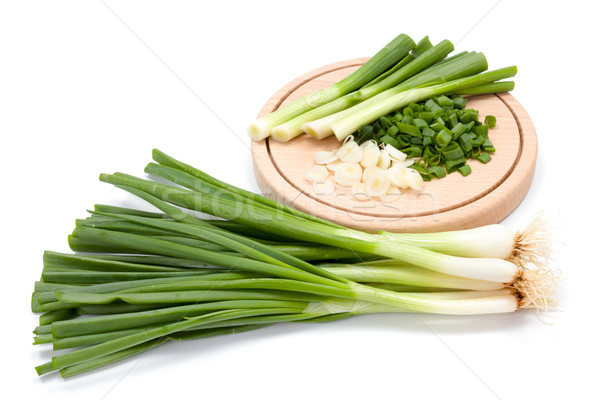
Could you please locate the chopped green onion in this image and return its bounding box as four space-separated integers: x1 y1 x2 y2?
435 129 452 147
458 164 472 176
485 115 497 128
428 165 447 178
477 152 492 163
444 157 466 173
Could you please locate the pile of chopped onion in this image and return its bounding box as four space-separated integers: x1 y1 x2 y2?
304 137 424 201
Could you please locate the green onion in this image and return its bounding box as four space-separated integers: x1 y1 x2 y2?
458 164 472 176
99 170 519 282
477 152 492 163
485 115 497 128
303 52 490 140
32 150 558 378
362 36 433 88
457 81 515 95
248 34 416 141
271 39 453 141
329 66 517 141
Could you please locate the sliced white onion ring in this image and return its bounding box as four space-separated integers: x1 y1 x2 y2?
360 145 380 168
381 186 402 203
360 140 378 150
395 158 414 168
315 150 338 165
377 149 391 169
365 170 391 197
405 168 424 191
326 159 343 172
337 141 364 163
304 165 329 182
313 177 336 195
362 166 384 183
385 144 407 162
352 182 371 201
388 164 410 189
334 162 362 186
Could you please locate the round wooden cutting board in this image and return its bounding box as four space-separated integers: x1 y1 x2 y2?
251 58 537 233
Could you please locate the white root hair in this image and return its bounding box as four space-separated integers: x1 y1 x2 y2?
509 268 563 315
508 211 559 270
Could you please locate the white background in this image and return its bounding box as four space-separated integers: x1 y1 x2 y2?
1 1 597 399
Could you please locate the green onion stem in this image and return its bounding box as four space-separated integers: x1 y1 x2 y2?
92 192 351 285
44 251 187 273
59 338 168 378
330 66 517 140
362 36 433 88
70 227 348 288
456 81 515 95
58 323 271 378
152 149 342 229
303 52 489 140
50 308 303 370
270 40 454 142
99 168 520 282
50 299 309 338
247 34 416 140
320 264 504 290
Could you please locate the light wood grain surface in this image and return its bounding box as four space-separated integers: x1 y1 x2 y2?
252 58 537 232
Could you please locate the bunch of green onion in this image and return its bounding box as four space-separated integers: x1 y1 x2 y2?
247 34 516 142
33 149 558 378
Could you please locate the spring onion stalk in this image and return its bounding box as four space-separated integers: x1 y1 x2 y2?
93 204 302 242
57 324 269 378
76 214 375 263
50 300 312 338
93 172 547 282
48 290 521 373
270 40 454 142
70 226 350 288
38 292 523 377
362 36 434 88
303 51 489 139
302 52 492 140
89 198 351 286
59 338 168 378
44 251 189 272
100 165 522 282
51 290 512 344
378 212 554 267
428 50 469 67
90 198 550 269
320 264 503 291
57 324 274 378
328 66 517 141
151 148 342 229
456 81 515 95
38 309 78 326
152 147 552 270
48 218 548 311
395 51 488 90
247 34 416 141
41 270 209 285
38 290 523 375
49 308 305 371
